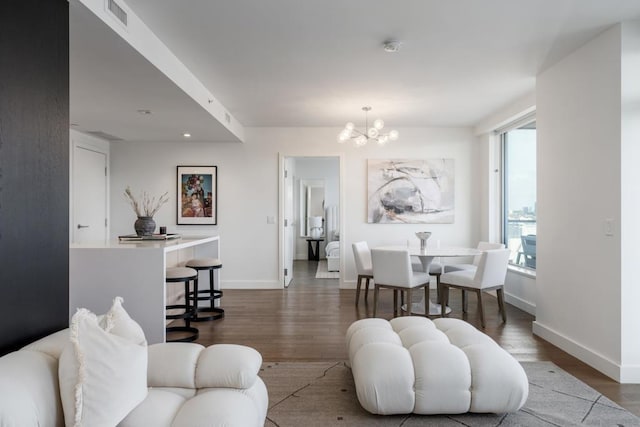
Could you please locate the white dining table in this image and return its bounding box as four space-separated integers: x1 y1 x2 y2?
374 246 481 315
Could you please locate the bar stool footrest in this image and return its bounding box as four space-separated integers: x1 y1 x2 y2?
192 307 225 322
166 326 199 342
165 304 196 320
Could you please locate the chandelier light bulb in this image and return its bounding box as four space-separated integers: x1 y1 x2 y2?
337 129 351 142
338 106 399 146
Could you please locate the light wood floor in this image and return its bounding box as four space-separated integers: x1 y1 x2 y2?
190 260 640 416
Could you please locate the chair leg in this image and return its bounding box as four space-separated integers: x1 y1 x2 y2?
373 285 380 317
406 289 412 316
355 275 362 306
185 279 193 328
497 288 507 323
435 274 441 304
393 289 398 317
441 285 449 317
424 286 429 316
364 277 370 303
477 290 485 328
462 290 468 313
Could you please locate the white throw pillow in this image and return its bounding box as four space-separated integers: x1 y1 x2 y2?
99 296 147 346
59 307 147 427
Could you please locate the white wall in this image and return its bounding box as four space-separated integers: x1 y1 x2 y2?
534 23 638 382
620 20 640 382
109 126 479 290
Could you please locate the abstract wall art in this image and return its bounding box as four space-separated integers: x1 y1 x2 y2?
367 159 455 224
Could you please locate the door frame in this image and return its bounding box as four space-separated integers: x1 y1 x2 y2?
69 130 110 243
278 153 345 288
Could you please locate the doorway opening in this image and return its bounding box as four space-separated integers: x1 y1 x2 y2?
280 155 342 288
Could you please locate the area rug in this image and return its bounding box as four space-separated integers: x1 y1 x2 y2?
261 361 640 427
315 260 339 279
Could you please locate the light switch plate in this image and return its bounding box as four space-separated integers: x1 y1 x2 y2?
604 218 614 236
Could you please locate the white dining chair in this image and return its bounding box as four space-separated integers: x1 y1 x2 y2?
430 241 505 304
352 242 374 306
439 248 510 328
371 248 431 318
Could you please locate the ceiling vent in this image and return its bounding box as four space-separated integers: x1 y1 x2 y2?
86 130 124 142
107 0 128 27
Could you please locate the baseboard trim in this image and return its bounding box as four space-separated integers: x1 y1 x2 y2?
504 291 535 315
532 321 626 382
341 279 357 290
221 280 282 290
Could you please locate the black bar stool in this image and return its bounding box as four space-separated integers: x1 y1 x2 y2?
165 267 199 342
185 258 224 321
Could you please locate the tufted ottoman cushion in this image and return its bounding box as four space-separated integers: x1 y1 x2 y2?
346 317 528 415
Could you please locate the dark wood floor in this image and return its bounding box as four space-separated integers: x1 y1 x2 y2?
191 260 640 416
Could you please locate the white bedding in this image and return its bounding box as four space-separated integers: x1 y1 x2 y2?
325 241 340 257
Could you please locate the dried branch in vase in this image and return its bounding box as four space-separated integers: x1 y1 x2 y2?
124 186 169 217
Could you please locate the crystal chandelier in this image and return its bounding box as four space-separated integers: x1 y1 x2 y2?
337 106 399 146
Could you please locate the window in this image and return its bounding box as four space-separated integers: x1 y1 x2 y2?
501 120 536 269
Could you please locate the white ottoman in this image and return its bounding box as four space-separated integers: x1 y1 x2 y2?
345 317 528 415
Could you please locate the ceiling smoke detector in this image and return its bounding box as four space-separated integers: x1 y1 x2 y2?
383 40 402 53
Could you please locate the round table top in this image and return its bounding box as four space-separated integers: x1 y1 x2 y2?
374 246 481 257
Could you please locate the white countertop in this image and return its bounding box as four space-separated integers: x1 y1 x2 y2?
70 235 219 251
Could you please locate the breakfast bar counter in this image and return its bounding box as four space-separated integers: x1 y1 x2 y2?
70 235 220 344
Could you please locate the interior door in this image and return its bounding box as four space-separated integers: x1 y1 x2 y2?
283 157 294 287
73 145 107 243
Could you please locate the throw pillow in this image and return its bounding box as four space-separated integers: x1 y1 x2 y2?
99 296 147 346
59 308 147 427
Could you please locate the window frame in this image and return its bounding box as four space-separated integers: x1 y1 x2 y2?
498 115 536 272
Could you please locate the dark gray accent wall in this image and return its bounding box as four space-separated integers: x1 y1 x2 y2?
0 0 70 354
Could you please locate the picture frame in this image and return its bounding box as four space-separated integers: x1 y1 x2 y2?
367 159 455 224
177 165 217 225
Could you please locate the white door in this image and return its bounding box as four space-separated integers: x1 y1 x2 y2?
73 146 107 243
283 158 294 287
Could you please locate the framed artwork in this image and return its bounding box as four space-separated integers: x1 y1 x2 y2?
367 159 455 224
177 166 217 225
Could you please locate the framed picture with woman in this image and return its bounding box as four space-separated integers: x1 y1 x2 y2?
177 165 217 225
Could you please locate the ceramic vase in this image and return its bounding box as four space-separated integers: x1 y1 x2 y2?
134 216 156 236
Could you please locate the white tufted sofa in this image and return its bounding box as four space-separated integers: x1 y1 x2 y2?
0 297 269 427
346 317 528 415
0 329 267 426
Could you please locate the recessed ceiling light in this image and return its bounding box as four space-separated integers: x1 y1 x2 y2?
183 133 191 138
137 109 152 115
383 40 402 53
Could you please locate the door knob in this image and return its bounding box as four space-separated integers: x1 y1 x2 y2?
77 224 90 229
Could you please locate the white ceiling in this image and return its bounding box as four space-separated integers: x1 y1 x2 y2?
70 0 640 141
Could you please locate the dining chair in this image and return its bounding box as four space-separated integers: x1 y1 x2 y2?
439 248 510 328
352 242 374 306
371 248 431 318
432 241 505 305
520 234 537 269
